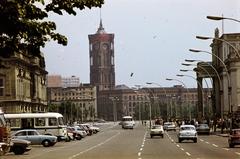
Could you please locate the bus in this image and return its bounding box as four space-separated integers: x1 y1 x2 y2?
4 112 67 141
121 116 135 129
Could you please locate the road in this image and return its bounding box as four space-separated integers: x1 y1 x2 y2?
3 122 240 159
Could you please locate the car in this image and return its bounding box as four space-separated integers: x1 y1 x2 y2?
178 125 197 143
12 129 58 147
228 129 240 148
72 126 88 139
196 124 210 135
150 125 164 138
9 138 31 155
163 122 176 131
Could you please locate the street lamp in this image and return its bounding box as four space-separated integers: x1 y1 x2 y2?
196 36 240 58
206 16 240 23
185 59 221 85
189 49 231 114
166 78 189 120
109 97 119 123
176 74 205 120
146 82 168 119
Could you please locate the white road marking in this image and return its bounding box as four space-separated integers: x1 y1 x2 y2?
205 141 210 144
138 152 141 156
140 148 143 151
222 148 229 151
235 152 240 155
176 144 180 147
68 132 120 159
141 144 144 147
200 139 204 142
180 148 184 151
212 144 218 147
186 152 191 156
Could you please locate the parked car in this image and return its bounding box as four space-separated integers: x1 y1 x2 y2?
163 122 176 131
150 125 164 138
12 129 57 147
178 125 197 143
9 138 31 155
228 129 240 148
196 124 210 135
66 127 76 141
70 126 87 140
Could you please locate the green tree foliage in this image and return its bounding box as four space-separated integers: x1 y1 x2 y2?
0 0 104 57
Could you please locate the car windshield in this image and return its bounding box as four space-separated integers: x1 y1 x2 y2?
152 125 162 129
181 127 195 131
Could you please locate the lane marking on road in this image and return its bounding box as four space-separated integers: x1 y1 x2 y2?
222 148 229 151
68 132 120 159
212 144 218 148
141 144 144 148
200 139 204 142
176 144 180 147
235 152 240 155
205 141 210 144
138 152 141 156
140 148 143 151
186 152 191 156
180 148 184 151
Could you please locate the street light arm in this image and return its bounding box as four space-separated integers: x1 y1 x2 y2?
196 36 240 58
207 15 240 23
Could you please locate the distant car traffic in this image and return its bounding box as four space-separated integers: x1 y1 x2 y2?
12 129 57 147
150 125 164 138
228 129 240 148
10 138 31 155
178 125 197 143
163 122 176 131
196 124 210 135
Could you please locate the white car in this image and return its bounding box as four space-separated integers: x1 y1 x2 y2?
178 125 197 143
150 125 164 138
163 122 176 131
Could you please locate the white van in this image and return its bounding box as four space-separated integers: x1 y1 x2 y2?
121 116 135 129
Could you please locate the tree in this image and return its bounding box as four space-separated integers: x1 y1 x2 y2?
0 0 104 58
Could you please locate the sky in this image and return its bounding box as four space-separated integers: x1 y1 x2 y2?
42 0 240 89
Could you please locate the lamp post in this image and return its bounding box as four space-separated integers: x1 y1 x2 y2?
189 48 231 121
166 78 189 120
109 97 119 123
196 36 240 58
146 82 168 119
180 69 211 119
206 16 240 23
176 74 205 120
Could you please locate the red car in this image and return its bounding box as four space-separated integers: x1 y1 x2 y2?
228 129 240 148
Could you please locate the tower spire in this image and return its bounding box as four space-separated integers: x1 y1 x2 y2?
97 8 106 34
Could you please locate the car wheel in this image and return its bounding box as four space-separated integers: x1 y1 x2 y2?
162 134 164 138
151 135 153 138
229 143 234 148
194 139 197 143
178 138 182 143
42 140 50 147
13 146 24 155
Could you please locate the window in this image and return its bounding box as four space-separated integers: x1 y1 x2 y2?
28 131 38 136
9 118 20 128
16 131 27 136
49 118 57 126
35 118 45 126
0 78 4 96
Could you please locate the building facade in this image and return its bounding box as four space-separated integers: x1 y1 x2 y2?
0 52 48 113
47 84 97 123
97 85 210 121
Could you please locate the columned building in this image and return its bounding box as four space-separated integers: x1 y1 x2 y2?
0 52 48 113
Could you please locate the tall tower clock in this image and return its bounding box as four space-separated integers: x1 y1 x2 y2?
88 20 115 91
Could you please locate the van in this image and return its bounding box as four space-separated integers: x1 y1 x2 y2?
121 116 135 129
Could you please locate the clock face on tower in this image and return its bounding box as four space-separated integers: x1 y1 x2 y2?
93 43 99 50
102 43 109 50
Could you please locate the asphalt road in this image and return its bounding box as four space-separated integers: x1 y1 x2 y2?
3 122 240 159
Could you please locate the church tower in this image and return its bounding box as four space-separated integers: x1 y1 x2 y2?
88 20 115 91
